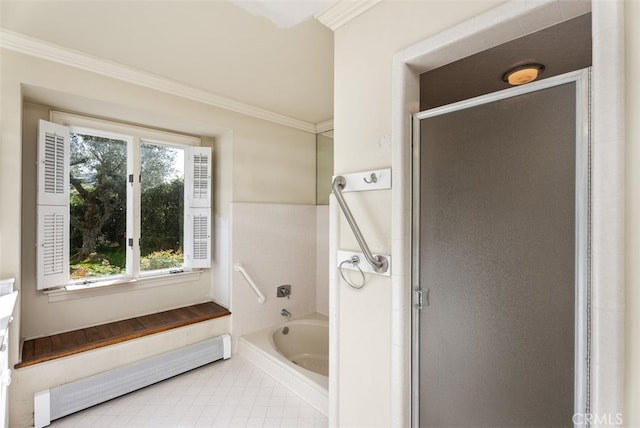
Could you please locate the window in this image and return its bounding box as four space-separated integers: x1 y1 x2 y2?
36 113 211 290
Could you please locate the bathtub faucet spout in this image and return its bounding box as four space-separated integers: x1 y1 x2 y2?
280 309 292 320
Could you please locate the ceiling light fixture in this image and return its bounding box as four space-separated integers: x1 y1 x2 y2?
502 63 545 85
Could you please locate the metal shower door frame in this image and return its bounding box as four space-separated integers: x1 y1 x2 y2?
410 68 591 427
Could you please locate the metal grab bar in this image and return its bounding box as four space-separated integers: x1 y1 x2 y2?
234 263 266 304
332 176 389 274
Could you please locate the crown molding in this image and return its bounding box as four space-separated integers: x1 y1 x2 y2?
0 28 329 134
316 119 334 133
315 0 382 31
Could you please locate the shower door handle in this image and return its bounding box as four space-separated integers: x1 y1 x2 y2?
416 288 429 310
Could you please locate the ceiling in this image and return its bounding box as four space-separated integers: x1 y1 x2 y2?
420 13 592 110
230 0 332 28
0 0 336 126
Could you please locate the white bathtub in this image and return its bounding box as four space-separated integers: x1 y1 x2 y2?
238 313 328 415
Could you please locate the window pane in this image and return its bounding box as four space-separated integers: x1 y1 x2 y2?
69 133 127 280
140 143 184 272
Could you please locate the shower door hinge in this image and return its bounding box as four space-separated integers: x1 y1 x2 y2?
416 288 429 310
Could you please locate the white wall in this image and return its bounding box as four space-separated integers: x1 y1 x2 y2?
625 0 640 425
332 1 559 426
1 48 317 426
334 0 640 426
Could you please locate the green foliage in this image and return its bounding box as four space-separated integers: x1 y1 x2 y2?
69 135 185 277
140 250 184 271
141 144 179 190
141 178 184 256
69 133 127 257
70 251 125 279
70 248 184 279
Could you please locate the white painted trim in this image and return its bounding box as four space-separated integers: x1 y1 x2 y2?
33 390 50 428
328 195 340 427
44 270 202 303
590 0 626 421
0 29 332 134
316 119 334 133
392 0 624 426
315 0 382 31
222 334 231 360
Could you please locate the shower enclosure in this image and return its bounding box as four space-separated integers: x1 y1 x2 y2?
412 70 590 427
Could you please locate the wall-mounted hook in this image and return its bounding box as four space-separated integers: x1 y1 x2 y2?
335 169 390 192
363 173 378 184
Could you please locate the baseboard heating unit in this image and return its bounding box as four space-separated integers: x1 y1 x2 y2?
33 334 231 428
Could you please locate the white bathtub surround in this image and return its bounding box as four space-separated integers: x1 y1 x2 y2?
239 313 329 416
229 203 329 351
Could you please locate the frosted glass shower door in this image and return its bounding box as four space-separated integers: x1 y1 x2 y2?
414 73 589 427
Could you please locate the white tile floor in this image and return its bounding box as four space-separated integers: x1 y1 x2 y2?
49 355 328 428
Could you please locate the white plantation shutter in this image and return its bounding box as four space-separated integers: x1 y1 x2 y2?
37 120 70 289
37 206 67 286
190 149 212 207
185 146 212 268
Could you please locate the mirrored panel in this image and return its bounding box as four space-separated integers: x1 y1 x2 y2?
316 130 334 205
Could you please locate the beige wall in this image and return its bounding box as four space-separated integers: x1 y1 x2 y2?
334 0 638 426
333 2 504 426
19 102 209 338
1 48 316 426
4 48 316 339
625 0 639 425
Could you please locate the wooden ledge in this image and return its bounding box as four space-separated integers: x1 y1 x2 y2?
16 302 230 368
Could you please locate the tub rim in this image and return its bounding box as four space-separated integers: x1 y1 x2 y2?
269 318 329 376
239 314 329 390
